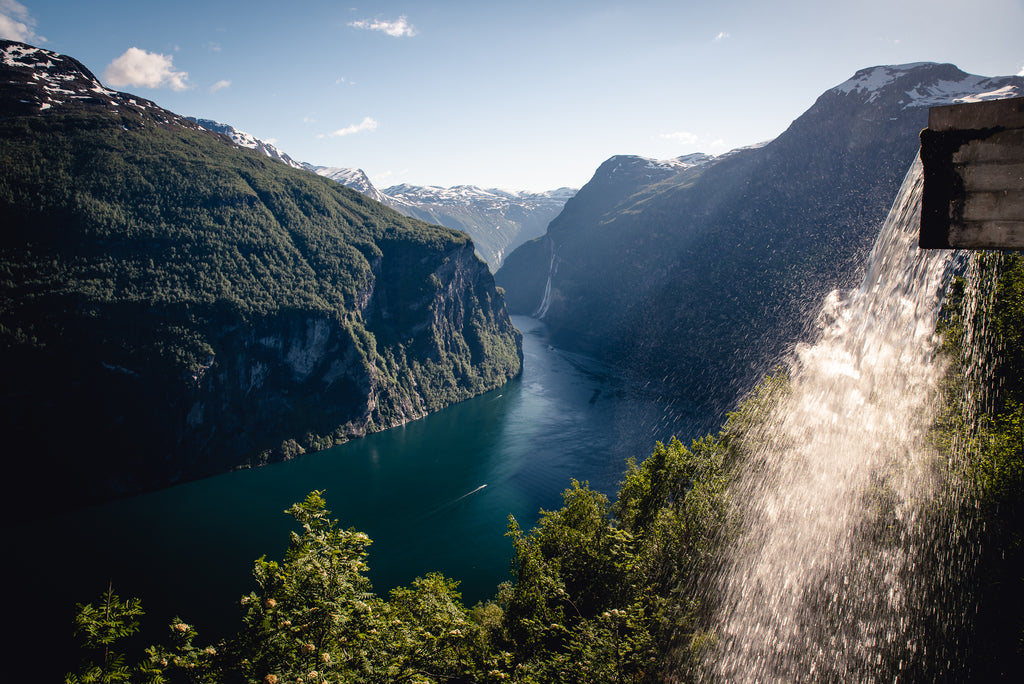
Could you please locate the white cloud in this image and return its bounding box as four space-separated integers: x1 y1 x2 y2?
1018 64 1024 77
661 131 730 152
0 0 41 43
348 15 417 37
661 131 699 145
103 47 191 91
373 168 408 184
714 31 730 41
209 79 231 93
320 116 379 138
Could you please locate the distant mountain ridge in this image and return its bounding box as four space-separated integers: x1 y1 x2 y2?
186 116 308 169
186 117 576 271
496 61 1024 430
311 166 389 203
381 183 576 270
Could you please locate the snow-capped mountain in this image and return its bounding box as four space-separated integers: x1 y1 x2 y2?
309 166 389 204
604 152 718 179
383 184 576 208
379 184 576 270
0 38 523 528
186 117 307 170
185 119 386 202
833 62 1021 107
0 40 202 130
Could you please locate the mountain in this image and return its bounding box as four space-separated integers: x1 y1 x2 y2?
310 165 390 203
185 116 308 170
185 119 575 271
0 40 522 517
184 118 386 200
496 62 1024 427
381 184 576 271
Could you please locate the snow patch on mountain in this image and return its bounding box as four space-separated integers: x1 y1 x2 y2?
382 184 574 211
904 80 1022 107
0 39 201 129
834 63 932 100
605 153 718 180
187 118 308 170
310 167 388 203
833 62 1023 108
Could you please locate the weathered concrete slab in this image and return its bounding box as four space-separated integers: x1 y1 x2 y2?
920 97 1024 249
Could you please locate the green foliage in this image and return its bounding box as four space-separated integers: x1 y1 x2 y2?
67 492 504 683
230 491 384 681
494 412 764 682
935 252 1024 675
66 584 146 684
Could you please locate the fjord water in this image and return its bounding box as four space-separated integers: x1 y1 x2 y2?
16 316 698 655
701 159 970 680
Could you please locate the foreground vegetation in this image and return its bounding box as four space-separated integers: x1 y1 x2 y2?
935 252 1024 677
65 254 1024 683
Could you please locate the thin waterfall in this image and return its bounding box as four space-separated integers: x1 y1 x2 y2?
699 157 981 681
534 248 558 319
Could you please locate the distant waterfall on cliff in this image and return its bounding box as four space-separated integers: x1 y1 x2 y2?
699 158 988 681
534 248 558 319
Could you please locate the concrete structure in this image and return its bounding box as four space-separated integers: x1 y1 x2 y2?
920 97 1024 249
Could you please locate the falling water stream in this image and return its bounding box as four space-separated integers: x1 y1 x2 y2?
700 158 987 681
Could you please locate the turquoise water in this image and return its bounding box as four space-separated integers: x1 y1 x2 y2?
20 316 701 672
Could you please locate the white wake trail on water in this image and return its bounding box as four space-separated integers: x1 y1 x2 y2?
702 158 960 681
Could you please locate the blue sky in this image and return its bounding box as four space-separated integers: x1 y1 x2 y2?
3 0 1023 191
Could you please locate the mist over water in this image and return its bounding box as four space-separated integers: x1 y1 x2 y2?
700 159 984 680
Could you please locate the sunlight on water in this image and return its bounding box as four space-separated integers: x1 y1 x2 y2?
701 158 983 681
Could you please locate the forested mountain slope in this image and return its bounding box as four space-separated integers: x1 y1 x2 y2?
0 40 521 516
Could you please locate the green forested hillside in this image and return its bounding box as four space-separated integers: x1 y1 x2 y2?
0 103 521 516
933 253 1024 677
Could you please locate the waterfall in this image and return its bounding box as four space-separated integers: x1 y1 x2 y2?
699 157 985 681
534 247 558 319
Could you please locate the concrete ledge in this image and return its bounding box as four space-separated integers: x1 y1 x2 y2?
919 97 1024 249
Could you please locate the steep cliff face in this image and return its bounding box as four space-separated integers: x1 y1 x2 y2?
152 238 520 490
0 40 521 517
